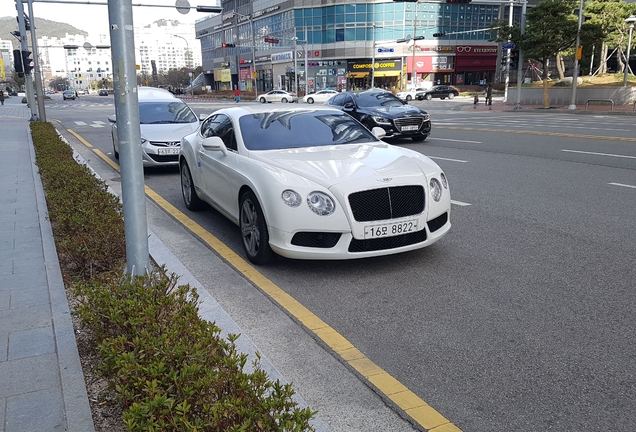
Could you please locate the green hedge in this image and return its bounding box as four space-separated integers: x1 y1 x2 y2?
30 122 316 431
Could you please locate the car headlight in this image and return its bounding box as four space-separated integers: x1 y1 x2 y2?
440 172 448 189
141 137 148 145
307 191 336 216
281 189 302 207
430 178 443 202
422 114 430 121
372 116 392 125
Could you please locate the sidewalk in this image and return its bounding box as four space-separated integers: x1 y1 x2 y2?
0 99 94 431
458 95 636 113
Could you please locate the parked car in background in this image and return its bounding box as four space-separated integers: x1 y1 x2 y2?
98 89 109 96
302 89 338 104
324 89 431 141
256 90 298 103
108 87 199 167
179 105 450 264
416 85 460 100
62 90 75 100
396 87 428 102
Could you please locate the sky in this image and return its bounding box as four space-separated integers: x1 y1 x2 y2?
2 0 214 36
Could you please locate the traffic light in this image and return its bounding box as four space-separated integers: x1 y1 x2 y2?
222 43 236 48
433 32 446 37
264 37 279 44
510 49 519 69
21 50 33 75
13 49 23 77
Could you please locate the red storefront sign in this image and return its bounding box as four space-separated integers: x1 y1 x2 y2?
454 45 498 71
239 67 253 80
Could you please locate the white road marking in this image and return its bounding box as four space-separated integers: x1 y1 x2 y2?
609 183 636 189
451 200 471 206
74 121 87 125
433 137 482 144
429 156 469 163
562 149 636 159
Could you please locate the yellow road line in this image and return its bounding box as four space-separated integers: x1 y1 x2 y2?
435 125 636 142
70 128 463 432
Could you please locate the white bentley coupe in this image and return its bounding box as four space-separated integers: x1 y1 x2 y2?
179 105 451 264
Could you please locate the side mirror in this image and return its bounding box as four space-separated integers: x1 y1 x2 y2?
108 115 116 123
199 113 209 121
343 101 355 110
201 136 228 156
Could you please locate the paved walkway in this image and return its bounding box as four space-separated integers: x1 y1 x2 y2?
0 98 94 431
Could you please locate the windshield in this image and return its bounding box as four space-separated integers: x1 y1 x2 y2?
139 101 198 124
354 91 406 108
239 110 379 150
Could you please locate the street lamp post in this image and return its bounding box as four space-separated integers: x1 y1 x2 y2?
568 0 584 110
623 15 636 86
172 34 193 96
232 12 257 97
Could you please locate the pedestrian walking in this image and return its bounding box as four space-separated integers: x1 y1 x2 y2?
0 90 5 105
473 94 479 109
234 87 240 102
485 84 492 110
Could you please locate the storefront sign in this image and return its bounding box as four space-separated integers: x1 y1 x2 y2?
348 59 401 73
271 51 293 62
220 69 231 83
455 46 498 54
418 46 455 53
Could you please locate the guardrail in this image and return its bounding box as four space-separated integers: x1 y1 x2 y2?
585 98 614 111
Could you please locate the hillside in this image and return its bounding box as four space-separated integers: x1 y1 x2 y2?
0 16 87 50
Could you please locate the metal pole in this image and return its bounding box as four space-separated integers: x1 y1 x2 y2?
568 0 584 109
371 24 376 89
250 16 257 97
412 1 418 89
514 0 527 109
108 0 149 275
14 0 38 121
304 27 309 94
503 0 513 103
623 21 635 86
293 31 298 96
26 0 46 121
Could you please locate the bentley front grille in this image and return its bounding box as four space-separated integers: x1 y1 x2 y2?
348 186 425 222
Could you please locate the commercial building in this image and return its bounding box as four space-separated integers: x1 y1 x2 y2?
194 0 518 94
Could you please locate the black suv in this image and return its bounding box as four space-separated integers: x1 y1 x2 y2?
324 90 431 141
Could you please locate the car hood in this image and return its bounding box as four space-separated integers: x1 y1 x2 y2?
357 105 425 118
249 142 439 188
140 122 199 142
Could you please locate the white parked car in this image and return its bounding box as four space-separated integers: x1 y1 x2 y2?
109 87 199 167
256 90 298 103
396 87 429 102
302 89 338 104
179 105 451 264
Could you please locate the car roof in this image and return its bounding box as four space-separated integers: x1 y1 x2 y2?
205 105 345 118
137 86 178 101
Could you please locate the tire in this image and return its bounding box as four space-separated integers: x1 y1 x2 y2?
441 97 446 100
406 95 412 101
259 97 266 103
307 97 314 104
239 191 274 265
180 161 204 211
281 97 288 103
112 138 119 160
424 94 432 100
411 134 427 142
448 93 455 99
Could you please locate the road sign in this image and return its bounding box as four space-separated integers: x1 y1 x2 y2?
502 43 515 50
377 47 395 53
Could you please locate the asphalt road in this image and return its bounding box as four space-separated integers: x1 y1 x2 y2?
46 93 636 431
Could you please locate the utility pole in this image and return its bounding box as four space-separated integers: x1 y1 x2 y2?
514 0 527 109
27 0 46 121
14 0 38 121
568 0 584 110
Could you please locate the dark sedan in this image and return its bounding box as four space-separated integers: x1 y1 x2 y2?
98 89 109 96
62 90 76 100
416 85 460 100
324 89 431 141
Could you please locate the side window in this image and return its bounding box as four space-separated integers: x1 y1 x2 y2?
199 114 237 151
343 94 355 107
330 93 346 106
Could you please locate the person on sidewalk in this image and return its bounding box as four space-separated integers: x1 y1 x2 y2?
0 90 4 105
473 94 479 109
234 86 240 103
485 84 492 110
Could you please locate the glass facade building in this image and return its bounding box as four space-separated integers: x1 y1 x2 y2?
195 0 512 94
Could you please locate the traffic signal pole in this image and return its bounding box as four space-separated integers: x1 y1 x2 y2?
14 0 38 121
27 0 46 121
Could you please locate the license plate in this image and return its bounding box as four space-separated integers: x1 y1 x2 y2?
157 148 180 155
364 219 418 239
401 125 419 131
